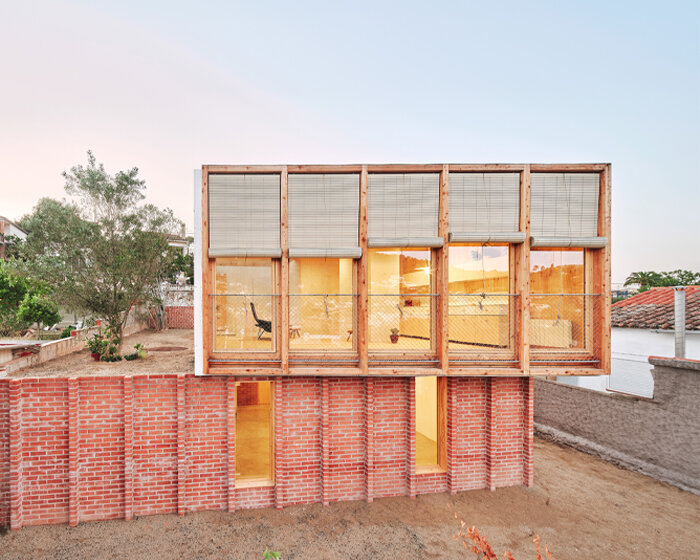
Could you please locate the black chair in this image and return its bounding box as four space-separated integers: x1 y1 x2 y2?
250 302 272 340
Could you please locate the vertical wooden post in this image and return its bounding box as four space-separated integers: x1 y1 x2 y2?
516 165 531 375
321 378 330 505
226 378 237 512
123 377 134 521
176 374 186 516
201 167 211 375
9 379 23 530
358 165 369 373
594 165 612 373
437 165 449 372
280 167 289 374
68 378 79 527
364 378 374 502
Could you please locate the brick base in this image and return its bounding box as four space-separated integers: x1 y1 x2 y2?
0 375 533 528
165 306 194 329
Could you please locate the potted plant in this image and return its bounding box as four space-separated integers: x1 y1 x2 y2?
86 332 106 361
134 343 147 359
389 328 400 344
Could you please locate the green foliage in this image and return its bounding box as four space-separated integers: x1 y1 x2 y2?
85 320 122 361
164 249 194 284
123 352 139 361
624 270 700 291
19 151 182 344
60 325 75 339
262 549 282 560
17 293 61 329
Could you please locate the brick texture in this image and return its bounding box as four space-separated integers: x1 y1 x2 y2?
165 306 194 329
0 374 533 529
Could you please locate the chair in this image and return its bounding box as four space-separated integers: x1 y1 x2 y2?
250 302 272 340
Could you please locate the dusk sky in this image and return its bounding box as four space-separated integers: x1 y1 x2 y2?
1 0 698 285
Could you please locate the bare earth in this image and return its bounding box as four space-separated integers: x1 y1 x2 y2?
2 438 698 559
9 329 194 377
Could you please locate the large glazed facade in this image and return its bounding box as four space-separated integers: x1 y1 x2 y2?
194 163 611 504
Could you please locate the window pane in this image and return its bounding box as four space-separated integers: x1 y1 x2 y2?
368 248 432 351
214 258 275 351
235 381 273 481
289 258 354 351
530 250 585 349
415 376 438 468
448 245 510 351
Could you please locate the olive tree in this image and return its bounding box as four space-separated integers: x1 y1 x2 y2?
19 151 181 344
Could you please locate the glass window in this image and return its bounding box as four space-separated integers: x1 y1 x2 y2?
368 248 432 351
289 258 355 351
213 258 276 352
530 249 585 350
235 381 273 481
448 245 510 351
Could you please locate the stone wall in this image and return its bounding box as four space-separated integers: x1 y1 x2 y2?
534 357 700 493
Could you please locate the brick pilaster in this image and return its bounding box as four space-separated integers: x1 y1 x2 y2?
68 378 79 527
523 377 534 487
407 378 416 499
176 374 186 515
226 377 236 512
274 378 283 510
9 379 23 530
364 378 374 502
321 378 329 505
446 377 456 494
123 377 134 521
486 378 496 491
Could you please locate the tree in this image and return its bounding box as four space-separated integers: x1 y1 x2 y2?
624 269 700 292
19 151 182 345
0 260 59 335
17 292 61 329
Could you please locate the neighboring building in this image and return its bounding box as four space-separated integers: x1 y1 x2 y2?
559 286 700 397
194 163 611 509
0 216 27 259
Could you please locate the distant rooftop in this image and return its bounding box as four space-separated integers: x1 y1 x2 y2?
612 286 700 331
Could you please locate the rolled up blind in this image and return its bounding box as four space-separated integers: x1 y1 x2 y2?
530 173 603 247
368 173 442 248
448 173 522 243
208 174 282 258
288 174 361 259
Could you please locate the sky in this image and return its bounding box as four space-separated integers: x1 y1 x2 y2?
1 0 698 286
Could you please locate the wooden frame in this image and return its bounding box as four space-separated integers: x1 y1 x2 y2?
199 163 611 378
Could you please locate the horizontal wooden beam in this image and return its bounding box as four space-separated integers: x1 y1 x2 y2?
447 164 526 172
287 165 364 173
206 165 285 173
529 163 608 172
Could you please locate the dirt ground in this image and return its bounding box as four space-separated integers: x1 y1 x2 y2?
9 329 194 377
2 438 698 559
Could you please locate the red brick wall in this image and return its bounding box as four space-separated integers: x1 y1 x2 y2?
0 375 533 529
165 306 194 329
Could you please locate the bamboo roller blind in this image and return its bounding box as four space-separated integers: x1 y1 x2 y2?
208 174 282 257
368 173 442 247
530 173 607 247
288 174 361 258
448 172 524 243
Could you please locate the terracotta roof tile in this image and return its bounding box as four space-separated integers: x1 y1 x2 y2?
612 287 700 330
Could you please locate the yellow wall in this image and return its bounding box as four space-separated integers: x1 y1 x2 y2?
415 376 437 442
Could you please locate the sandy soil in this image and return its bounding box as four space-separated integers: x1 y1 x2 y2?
9 329 194 377
2 438 698 559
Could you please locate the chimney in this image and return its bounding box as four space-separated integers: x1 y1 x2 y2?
674 286 686 358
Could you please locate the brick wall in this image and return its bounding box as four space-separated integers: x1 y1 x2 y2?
0 374 533 529
165 306 194 329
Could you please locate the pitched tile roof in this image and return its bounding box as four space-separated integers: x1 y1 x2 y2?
611 286 700 330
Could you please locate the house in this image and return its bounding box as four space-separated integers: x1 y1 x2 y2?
558 286 700 397
0 216 27 259
193 163 611 508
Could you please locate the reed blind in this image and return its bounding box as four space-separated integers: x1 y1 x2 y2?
368 173 442 247
448 172 524 243
530 173 607 248
208 174 282 257
288 174 361 258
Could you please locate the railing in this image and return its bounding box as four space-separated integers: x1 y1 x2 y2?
288 294 357 353
211 294 280 352
448 293 518 364
530 293 602 364
368 294 438 353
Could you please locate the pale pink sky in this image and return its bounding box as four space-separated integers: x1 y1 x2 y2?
1 0 698 285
